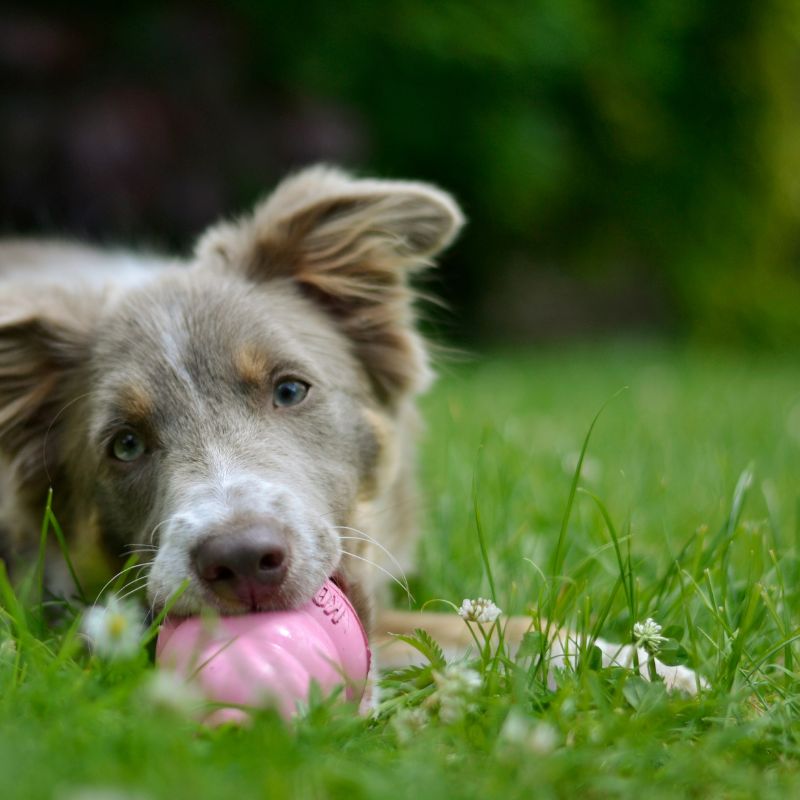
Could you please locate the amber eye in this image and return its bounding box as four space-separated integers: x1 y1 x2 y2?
273 379 310 408
110 429 146 462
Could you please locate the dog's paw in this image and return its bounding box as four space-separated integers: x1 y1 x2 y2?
593 638 708 694
651 657 708 694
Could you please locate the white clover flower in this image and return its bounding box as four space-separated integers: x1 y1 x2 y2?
458 597 502 624
0 635 16 662
561 451 602 483
633 617 668 655
528 721 559 754
500 711 559 755
57 788 151 800
82 597 145 660
499 710 532 749
142 669 203 715
391 706 429 744
425 664 482 723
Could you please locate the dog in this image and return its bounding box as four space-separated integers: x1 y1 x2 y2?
0 165 464 634
0 165 700 692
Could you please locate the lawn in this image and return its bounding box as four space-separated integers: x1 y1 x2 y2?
2 341 800 799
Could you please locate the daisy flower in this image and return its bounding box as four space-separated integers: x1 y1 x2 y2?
82 597 145 661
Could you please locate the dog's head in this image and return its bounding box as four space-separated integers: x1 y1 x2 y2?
0 167 462 615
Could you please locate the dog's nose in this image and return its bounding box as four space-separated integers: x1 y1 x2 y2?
192 527 289 608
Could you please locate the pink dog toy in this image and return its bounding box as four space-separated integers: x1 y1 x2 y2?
156 579 371 724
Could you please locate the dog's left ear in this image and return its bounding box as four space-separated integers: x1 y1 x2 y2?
195 165 464 402
0 296 94 490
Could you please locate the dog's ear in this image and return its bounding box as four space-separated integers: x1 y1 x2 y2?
0 296 94 488
195 165 464 402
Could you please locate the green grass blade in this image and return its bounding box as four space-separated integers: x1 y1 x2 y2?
46 506 88 605
472 463 497 602
140 580 191 646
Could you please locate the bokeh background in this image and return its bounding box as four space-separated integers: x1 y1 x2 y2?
3 1 800 346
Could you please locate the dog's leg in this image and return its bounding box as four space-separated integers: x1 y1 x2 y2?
374 610 705 693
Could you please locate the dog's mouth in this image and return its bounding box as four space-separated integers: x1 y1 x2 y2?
329 571 349 596
181 571 352 616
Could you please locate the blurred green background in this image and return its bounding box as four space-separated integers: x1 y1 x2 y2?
3 1 800 346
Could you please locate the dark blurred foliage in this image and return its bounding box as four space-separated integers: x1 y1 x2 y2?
2 1 800 344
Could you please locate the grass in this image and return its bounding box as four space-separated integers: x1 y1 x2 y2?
2 340 800 799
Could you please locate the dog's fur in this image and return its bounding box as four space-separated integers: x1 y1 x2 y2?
0 166 463 631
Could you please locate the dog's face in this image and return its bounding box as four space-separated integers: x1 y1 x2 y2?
0 167 463 616
87 274 377 613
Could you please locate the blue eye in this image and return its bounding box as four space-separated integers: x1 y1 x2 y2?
273 379 310 408
110 429 146 462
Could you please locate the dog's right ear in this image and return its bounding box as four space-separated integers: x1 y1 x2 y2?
194 165 464 404
0 296 94 488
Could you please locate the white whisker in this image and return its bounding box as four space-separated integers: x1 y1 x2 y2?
94 560 150 605
148 590 162 620
115 575 152 603
336 535 412 594
339 549 415 604
331 525 405 568
147 518 172 546
42 392 92 484
118 549 158 561
329 523 411 590
119 552 157 563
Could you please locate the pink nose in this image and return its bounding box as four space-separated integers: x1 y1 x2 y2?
192 527 289 609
